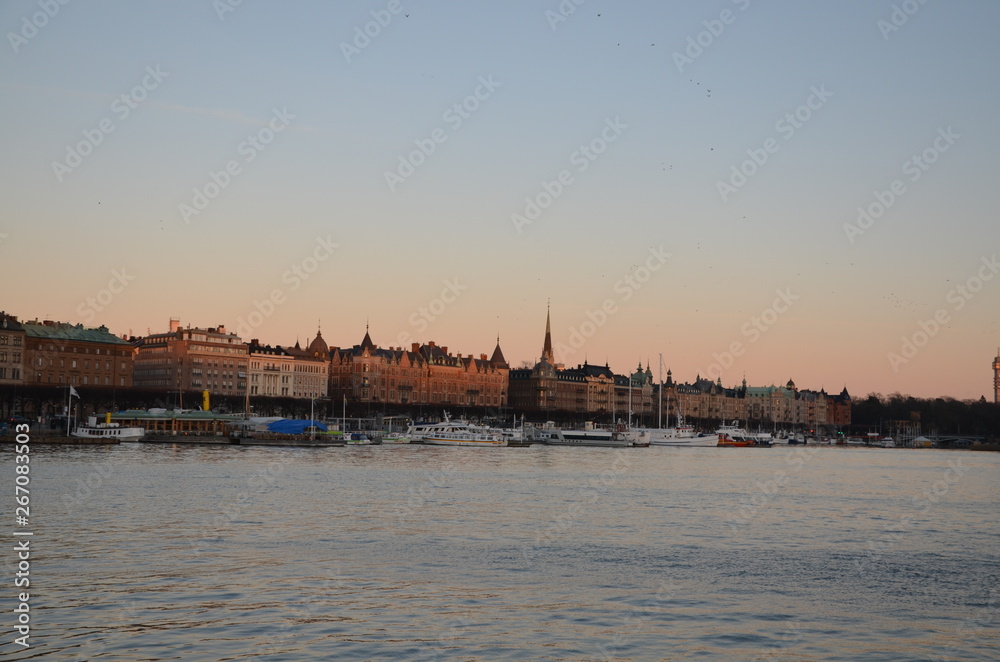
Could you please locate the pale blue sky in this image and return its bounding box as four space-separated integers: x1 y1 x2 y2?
2 1 998 398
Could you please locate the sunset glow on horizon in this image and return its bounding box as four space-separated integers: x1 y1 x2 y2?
2 1 998 400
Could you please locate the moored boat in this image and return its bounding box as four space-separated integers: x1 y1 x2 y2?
71 417 145 442
526 423 632 447
417 414 507 447
716 422 772 447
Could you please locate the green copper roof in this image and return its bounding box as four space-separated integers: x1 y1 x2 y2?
22 322 131 345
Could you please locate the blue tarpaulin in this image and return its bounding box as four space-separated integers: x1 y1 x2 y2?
266 419 328 434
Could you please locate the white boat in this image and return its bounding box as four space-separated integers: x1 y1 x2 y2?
636 426 718 447
716 422 772 447
878 436 896 448
417 414 507 447
72 420 145 442
526 423 632 447
380 432 411 444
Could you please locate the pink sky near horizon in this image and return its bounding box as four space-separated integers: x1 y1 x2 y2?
3 2 999 404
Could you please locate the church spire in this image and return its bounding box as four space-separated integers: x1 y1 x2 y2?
541 301 554 363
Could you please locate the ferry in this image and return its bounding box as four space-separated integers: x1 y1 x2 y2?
418 415 507 447
71 417 145 442
525 423 633 447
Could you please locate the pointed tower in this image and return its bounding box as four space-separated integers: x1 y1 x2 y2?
541 303 554 364
360 323 375 352
490 335 507 367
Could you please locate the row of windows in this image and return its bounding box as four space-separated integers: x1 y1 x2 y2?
34 373 126 386
33 343 125 355
0 368 21 380
35 358 123 371
191 344 246 355
0 335 23 346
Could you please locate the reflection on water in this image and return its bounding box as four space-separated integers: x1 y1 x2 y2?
2 443 998 660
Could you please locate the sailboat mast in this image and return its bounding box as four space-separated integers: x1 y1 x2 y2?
658 353 663 430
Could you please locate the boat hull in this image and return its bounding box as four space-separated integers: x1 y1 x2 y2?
652 437 721 447
71 427 145 442
422 436 507 447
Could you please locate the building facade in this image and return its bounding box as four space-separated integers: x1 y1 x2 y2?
132 319 247 397
328 329 508 409
246 331 330 400
21 319 133 388
247 342 295 397
509 307 851 429
287 331 329 400
0 312 25 386
508 308 653 422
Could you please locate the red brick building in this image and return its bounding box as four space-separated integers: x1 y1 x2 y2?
328 328 508 409
22 319 133 388
132 319 247 397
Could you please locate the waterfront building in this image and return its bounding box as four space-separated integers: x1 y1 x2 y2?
510 305 850 429
246 330 329 400
21 318 132 388
328 328 508 409
286 330 329 400
0 312 25 386
247 341 295 397
132 319 247 397
507 307 653 421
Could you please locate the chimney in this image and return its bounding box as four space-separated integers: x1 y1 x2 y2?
428 341 436 348
169 318 180 333
411 343 420 353
218 324 226 334
442 346 448 354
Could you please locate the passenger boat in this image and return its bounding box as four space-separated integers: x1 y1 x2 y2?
380 432 411 444
525 424 633 447
418 414 507 447
71 419 145 442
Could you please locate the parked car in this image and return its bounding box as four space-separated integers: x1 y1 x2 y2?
5 415 32 429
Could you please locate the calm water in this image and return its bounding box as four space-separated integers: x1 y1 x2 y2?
2 442 998 661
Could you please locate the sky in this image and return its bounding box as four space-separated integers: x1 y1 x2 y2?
1 0 998 400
